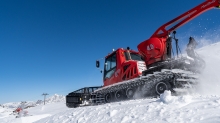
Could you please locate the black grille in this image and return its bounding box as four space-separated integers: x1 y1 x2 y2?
67 97 79 103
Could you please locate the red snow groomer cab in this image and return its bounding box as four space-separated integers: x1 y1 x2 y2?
101 48 146 87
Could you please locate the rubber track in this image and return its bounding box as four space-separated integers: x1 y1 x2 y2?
93 69 197 96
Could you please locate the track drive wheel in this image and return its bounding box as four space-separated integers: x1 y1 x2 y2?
105 93 111 103
155 82 170 95
126 88 134 99
115 90 125 101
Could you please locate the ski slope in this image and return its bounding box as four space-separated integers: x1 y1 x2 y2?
1 42 220 123
36 92 220 123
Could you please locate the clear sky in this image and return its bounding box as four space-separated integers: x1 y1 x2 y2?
0 0 220 104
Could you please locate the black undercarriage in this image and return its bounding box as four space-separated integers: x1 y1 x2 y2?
66 86 102 108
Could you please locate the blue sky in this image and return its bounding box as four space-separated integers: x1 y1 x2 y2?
0 0 220 104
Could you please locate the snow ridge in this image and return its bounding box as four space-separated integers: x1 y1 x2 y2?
45 94 65 104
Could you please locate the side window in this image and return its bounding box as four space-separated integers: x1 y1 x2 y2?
104 53 117 79
88 88 93 93
93 88 99 92
93 87 99 92
84 88 89 93
75 89 83 93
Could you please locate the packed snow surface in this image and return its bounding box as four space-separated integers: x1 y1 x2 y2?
2 93 220 123
37 93 220 123
1 42 220 123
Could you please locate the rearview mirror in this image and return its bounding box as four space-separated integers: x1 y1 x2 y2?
96 60 100 68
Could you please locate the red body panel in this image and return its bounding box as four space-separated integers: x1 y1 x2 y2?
137 37 167 66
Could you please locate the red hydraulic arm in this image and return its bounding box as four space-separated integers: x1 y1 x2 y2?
151 0 220 38
138 0 220 66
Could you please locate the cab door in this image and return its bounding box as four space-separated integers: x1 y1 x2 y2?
103 52 117 86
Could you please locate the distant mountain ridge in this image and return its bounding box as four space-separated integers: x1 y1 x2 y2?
2 94 65 109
